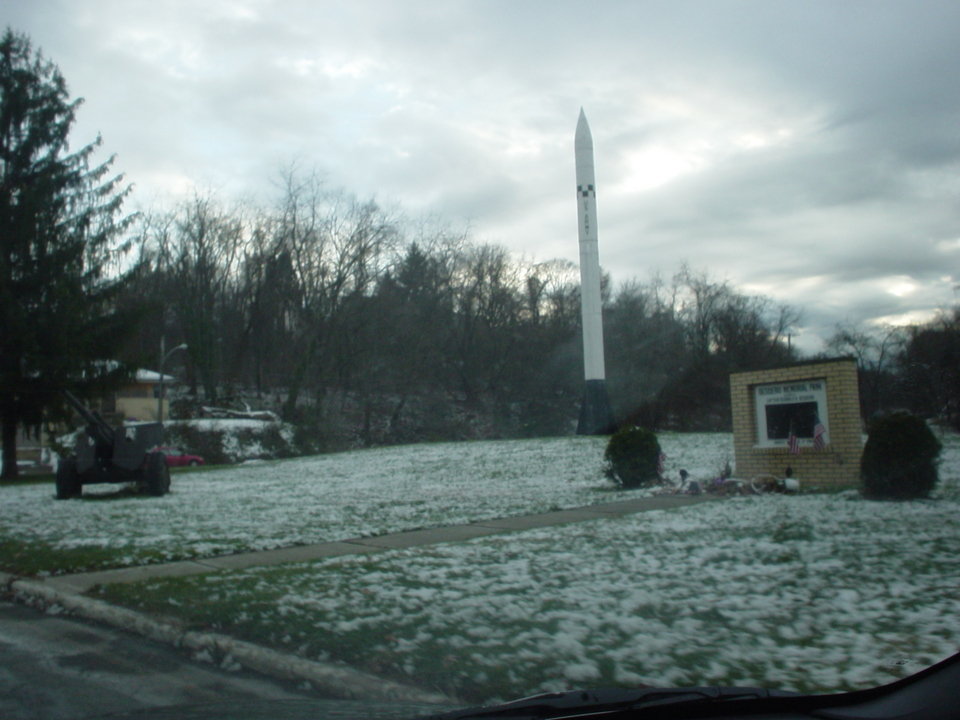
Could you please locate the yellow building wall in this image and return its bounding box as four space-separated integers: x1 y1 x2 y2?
116 382 167 422
117 397 167 422
729 358 862 489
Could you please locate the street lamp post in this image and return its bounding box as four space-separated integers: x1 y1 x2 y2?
157 338 188 425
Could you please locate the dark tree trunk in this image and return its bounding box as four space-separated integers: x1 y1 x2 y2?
1 406 19 480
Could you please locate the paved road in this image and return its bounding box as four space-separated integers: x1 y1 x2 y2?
0 602 446 719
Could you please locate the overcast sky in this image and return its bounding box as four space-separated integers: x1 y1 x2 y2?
6 0 960 353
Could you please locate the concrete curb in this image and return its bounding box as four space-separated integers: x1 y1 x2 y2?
6 576 455 706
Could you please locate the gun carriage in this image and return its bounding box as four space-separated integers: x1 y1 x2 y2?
55 390 170 499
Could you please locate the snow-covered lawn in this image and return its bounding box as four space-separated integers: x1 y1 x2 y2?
97 433 960 704
0 434 731 569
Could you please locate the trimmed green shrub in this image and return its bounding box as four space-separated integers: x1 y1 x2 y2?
604 426 662 489
861 411 941 500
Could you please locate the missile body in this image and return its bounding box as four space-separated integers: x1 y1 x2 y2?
574 109 614 435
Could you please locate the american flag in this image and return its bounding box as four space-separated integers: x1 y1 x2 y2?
813 418 827 450
788 429 800 454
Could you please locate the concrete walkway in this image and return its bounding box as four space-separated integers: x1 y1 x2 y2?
45 494 714 595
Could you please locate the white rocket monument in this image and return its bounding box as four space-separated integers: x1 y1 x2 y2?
574 109 614 434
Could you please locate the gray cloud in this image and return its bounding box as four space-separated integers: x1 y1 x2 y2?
5 0 960 352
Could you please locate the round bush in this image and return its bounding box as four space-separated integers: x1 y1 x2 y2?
604 426 662 489
860 411 942 500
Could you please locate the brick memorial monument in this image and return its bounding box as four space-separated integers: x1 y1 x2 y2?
729 358 863 489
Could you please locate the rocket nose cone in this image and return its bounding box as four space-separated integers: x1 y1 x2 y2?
575 108 592 148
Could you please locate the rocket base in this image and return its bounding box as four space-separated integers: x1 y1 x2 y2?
577 379 615 435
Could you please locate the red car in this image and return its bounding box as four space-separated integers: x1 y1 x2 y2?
155 447 205 468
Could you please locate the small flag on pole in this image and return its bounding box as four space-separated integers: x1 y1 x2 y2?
813 417 827 450
788 423 800 454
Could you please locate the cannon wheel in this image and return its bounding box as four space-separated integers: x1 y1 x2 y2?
143 452 171 496
55 458 82 499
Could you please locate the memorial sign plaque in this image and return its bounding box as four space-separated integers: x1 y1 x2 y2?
754 379 829 449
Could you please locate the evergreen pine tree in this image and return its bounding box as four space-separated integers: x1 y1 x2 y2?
0 28 140 479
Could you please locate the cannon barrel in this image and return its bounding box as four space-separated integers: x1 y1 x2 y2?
63 389 114 447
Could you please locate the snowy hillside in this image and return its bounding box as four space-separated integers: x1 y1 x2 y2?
83 430 959 702
2 430 957 566
3 434 722 564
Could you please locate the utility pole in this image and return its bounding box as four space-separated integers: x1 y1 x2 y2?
157 337 188 425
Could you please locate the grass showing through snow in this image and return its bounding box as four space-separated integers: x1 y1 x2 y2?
5 430 959 704
0 434 728 574
98 489 960 703
95 432 960 704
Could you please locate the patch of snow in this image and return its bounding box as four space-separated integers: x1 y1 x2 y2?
86 430 957 701
6 430 960 701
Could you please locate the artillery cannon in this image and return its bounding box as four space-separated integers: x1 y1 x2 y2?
56 390 170 499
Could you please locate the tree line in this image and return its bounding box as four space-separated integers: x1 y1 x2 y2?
826 310 960 431
115 181 960 447
117 174 807 445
